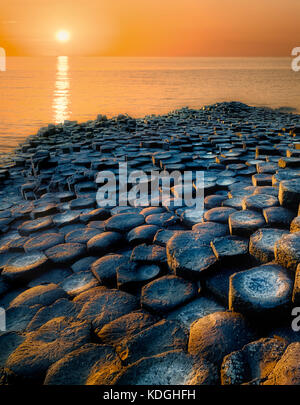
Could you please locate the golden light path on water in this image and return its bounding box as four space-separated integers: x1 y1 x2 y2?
53 56 71 124
0 57 299 153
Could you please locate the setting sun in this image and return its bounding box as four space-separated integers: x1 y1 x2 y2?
56 30 70 43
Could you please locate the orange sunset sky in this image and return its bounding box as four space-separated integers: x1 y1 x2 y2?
0 0 299 56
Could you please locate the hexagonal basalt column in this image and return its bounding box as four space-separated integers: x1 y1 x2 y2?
229 263 293 319
278 179 300 209
229 210 265 237
249 228 289 263
274 231 300 271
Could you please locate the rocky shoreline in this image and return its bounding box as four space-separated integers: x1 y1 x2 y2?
1 101 300 385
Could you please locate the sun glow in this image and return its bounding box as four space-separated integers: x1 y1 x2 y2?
56 30 71 43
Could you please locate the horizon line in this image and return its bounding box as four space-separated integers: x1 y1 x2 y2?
4 55 294 58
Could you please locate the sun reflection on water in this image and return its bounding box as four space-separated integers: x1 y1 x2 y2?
53 56 70 124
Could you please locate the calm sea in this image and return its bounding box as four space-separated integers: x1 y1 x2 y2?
0 57 299 152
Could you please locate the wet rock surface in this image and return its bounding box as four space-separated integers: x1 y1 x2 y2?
131 243 167 264
1 102 300 385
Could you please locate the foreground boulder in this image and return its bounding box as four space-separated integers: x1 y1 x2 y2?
263 206 294 228
44 343 121 385
5 317 91 382
191 221 228 239
127 225 159 245
242 194 278 212
263 342 300 385
18 217 53 236
112 351 219 385
188 311 255 366
291 216 300 233
221 337 287 385
204 207 236 224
